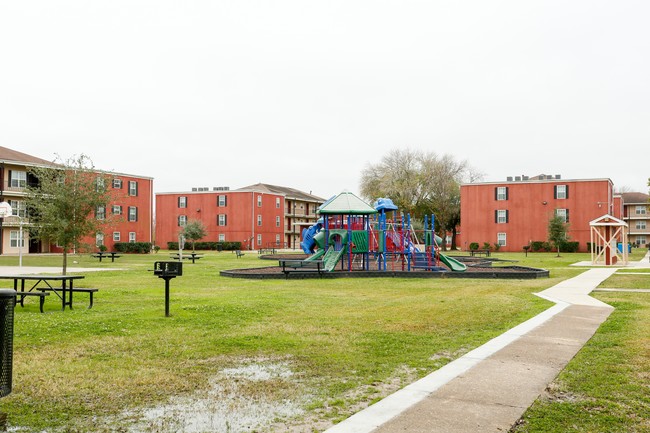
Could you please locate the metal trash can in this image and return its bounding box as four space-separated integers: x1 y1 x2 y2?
0 289 16 398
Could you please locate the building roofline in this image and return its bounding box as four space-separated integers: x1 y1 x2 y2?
461 177 614 187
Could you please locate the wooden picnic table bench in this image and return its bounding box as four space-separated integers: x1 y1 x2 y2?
278 259 324 277
169 253 204 264
37 287 99 309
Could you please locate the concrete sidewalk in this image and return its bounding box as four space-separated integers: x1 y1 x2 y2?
325 254 650 433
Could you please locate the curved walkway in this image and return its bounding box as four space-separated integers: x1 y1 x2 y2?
325 254 650 433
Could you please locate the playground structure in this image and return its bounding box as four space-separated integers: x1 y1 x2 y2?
299 192 466 273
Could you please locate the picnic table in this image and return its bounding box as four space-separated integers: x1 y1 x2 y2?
169 252 204 264
91 251 122 262
0 274 95 312
470 249 491 257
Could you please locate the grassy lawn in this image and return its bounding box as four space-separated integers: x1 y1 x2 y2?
0 250 642 432
512 249 650 433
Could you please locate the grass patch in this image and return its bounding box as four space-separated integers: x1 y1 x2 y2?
0 251 606 431
512 262 650 433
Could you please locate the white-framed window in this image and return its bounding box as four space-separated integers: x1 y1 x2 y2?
276 198 280 208
555 208 569 223
128 206 138 222
113 232 121 242
218 195 227 207
496 210 508 224
555 185 567 199
112 178 122 189
636 221 647 230
96 176 106 192
10 171 27 188
129 232 136 243
276 234 281 244
10 230 24 248
496 186 508 201
112 205 122 215
96 232 104 247
96 205 106 220
276 216 281 227
178 215 187 226
257 234 262 246
218 214 227 226
497 232 507 246
635 206 647 215
257 195 262 207
178 196 187 208
9 200 26 218
257 215 262 226
128 180 138 196
638 235 647 245
218 234 225 242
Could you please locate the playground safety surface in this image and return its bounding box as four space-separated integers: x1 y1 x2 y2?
220 255 549 279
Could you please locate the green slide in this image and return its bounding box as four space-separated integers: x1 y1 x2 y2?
322 246 347 271
438 253 467 272
305 249 325 261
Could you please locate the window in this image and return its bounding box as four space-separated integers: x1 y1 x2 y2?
113 232 121 242
257 234 262 246
218 234 225 242
635 206 647 215
218 214 227 226
638 236 647 245
257 215 262 226
276 198 280 208
128 206 138 222
276 234 281 244
495 186 508 201
218 195 227 207
495 210 509 224
178 196 187 208
276 216 281 227
96 205 106 220
96 176 106 192
129 232 136 243
555 208 569 223
113 178 123 189
9 200 26 218
128 181 138 196
178 215 187 226
636 221 647 230
497 232 507 246
96 232 104 247
257 195 262 207
554 185 568 199
112 205 122 215
10 231 24 248
9 171 27 188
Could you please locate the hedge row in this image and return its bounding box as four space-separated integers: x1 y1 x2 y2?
166 241 242 251
529 241 580 252
113 242 154 254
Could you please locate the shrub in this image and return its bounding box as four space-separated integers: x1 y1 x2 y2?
530 241 551 252
493 243 501 251
166 241 241 251
469 242 479 251
113 242 153 254
482 242 492 251
559 241 580 253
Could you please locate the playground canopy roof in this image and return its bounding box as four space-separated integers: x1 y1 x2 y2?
589 214 627 227
317 191 378 215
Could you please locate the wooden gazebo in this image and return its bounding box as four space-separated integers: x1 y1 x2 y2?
589 214 629 266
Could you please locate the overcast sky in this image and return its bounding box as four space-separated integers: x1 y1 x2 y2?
1 1 649 200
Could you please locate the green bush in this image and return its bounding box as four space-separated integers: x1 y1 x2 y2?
559 241 580 253
482 242 492 251
530 241 551 252
469 242 479 251
113 242 153 254
166 241 241 251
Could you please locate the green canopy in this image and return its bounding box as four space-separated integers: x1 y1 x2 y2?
317 192 377 215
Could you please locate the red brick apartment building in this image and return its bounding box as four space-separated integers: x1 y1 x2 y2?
460 174 619 252
155 183 325 250
0 146 153 254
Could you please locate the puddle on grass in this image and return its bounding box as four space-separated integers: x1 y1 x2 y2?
126 360 305 433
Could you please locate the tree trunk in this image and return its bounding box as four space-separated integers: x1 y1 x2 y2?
62 250 68 275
